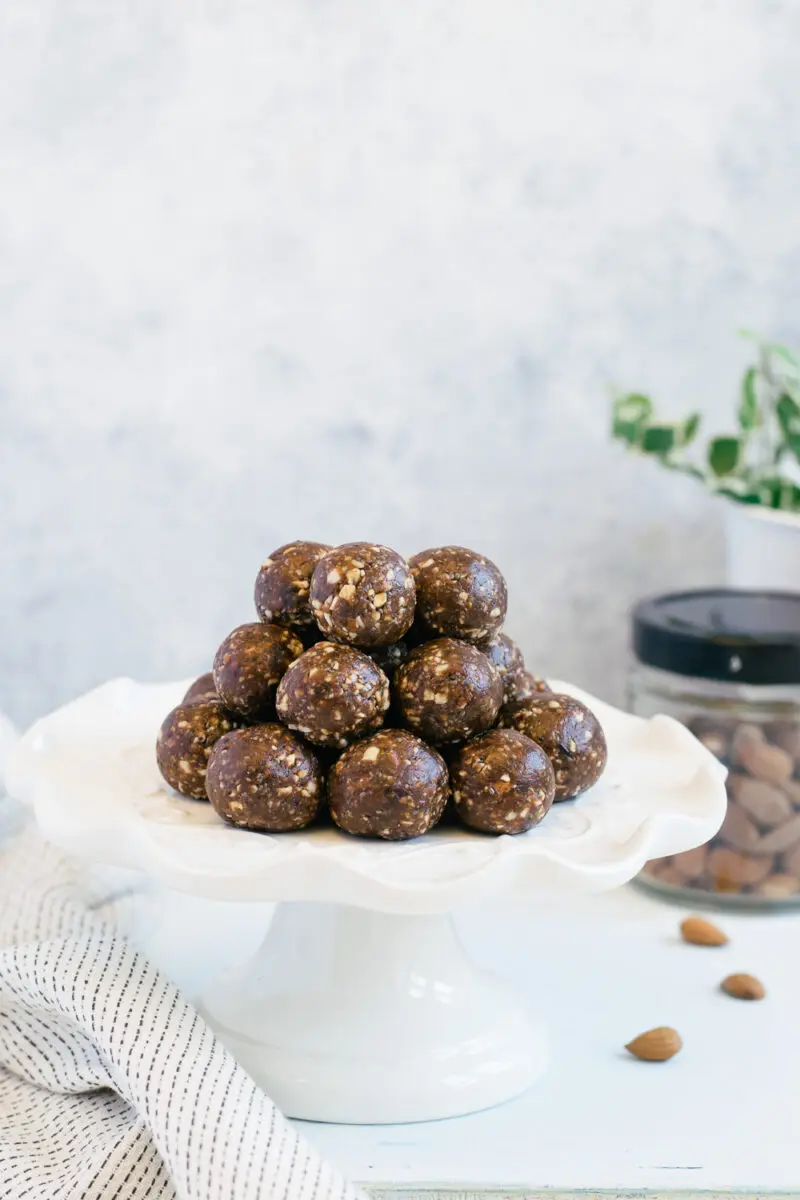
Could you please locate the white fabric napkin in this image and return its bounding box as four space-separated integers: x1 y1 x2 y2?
0 718 364 1200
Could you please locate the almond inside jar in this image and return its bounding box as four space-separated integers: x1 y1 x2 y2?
630 589 800 908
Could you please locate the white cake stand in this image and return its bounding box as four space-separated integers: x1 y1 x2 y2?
5 678 726 1124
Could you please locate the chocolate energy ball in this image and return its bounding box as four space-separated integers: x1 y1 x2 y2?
328 729 449 840
213 623 304 721
479 633 525 704
183 671 216 703
500 693 607 800
276 641 390 748
409 546 507 642
452 728 556 835
156 699 243 800
207 724 322 831
254 541 332 627
310 542 415 647
394 637 503 745
506 670 551 705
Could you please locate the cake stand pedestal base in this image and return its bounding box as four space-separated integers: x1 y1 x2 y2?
198 901 546 1124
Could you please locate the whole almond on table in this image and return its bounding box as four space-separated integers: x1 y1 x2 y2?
625 1027 682 1062
680 915 728 946
721 973 766 1001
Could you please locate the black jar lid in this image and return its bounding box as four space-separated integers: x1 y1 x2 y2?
632 590 800 685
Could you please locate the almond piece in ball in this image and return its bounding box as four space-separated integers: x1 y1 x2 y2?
452 728 555 834
156 699 244 800
500 693 607 800
310 542 415 647
276 641 390 748
394 637 503 744
409 546 507 642
254 541 332 627
207 724 322 831
213 623 304 721
328 729 449 839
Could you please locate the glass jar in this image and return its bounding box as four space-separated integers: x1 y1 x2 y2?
630 590 800 908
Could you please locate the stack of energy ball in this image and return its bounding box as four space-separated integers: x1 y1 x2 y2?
157 542 607 840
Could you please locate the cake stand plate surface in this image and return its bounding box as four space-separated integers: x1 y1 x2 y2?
5 678 726 1124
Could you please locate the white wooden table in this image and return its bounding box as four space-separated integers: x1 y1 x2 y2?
132 882 800 1199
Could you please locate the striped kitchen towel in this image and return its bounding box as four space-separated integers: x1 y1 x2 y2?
0 718 363 1200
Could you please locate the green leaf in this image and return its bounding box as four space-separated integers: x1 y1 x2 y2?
776 393 800 460
616 392 653 417
708 436 742 477
681 412 701 446
612 393 653 445
738 367 760 430
776 391 800 426
641 423 676 455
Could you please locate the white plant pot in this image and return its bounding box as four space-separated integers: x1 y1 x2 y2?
724 501 800 592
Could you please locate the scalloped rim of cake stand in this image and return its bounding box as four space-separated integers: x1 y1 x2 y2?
5 678 727 916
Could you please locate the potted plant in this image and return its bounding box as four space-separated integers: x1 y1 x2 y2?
611 336 800 591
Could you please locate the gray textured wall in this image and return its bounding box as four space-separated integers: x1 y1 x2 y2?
2 1 799 727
